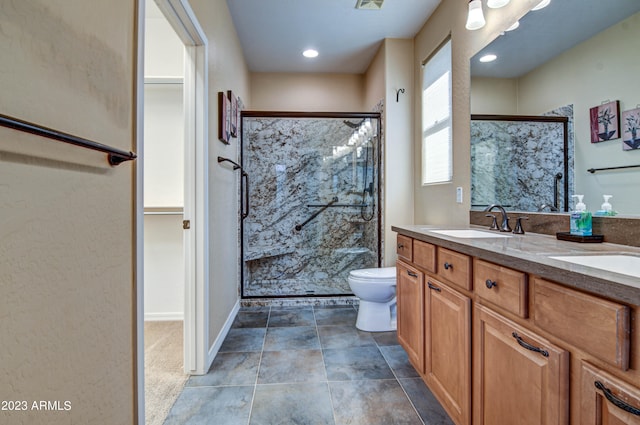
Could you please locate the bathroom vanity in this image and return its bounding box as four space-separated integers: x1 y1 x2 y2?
392 225 640 425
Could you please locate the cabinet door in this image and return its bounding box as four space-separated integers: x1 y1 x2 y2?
424 277 471 425
473 304 569 425
396 260 424 373
580 362 640 424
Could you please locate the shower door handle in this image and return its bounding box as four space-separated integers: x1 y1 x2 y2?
241 171 249 220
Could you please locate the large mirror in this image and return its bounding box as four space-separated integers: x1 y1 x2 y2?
470 0 640 216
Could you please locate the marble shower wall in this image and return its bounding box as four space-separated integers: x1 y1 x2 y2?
471 106 574 212
242 116 380 297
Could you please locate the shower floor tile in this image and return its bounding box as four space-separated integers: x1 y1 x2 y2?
323 346 395 381
164 305 454 425
317 325 377 349
314 307 358 326
330 379 423 425
258 349 326 384
187 352 261 387
263 326 320 351
231 310 270 328
268 307 315 327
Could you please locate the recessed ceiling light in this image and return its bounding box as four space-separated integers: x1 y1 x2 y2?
532 0 550 11
479 54 497 63
505 20 520 31
303 49 318 58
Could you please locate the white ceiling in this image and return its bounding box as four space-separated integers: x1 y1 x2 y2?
226 0 441 74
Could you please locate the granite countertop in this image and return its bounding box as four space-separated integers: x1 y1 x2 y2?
392 224 640 306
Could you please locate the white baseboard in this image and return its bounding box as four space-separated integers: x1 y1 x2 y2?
144 312 184 321
205 300 240 372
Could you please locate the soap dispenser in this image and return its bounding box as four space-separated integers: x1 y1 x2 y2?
595 195 616 216
570 195 592 236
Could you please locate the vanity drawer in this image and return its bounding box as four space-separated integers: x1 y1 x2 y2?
474 259 528 318
436 247 472 291
414 240 436 273
532 277 630 370
396 235 413 262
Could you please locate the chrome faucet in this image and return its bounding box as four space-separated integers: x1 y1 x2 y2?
484 204 511 232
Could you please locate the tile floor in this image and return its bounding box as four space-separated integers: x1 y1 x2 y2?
164 305 454 425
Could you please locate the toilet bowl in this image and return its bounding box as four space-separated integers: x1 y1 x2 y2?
348 266 397 332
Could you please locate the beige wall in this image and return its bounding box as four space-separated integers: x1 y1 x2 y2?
250 73 365 112
377 39 415 265
364 44 385 112
0 0 136 424
413 0 539 225
470 77 518 114
189 0 251 351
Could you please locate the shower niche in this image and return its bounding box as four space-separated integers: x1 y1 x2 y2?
241 112 382 298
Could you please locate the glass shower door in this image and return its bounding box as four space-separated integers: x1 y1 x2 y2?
241 113 381 298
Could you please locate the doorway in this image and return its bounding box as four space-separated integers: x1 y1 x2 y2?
136 0 209 423
142 1 187 423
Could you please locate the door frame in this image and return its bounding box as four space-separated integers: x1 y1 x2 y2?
136 0 208 422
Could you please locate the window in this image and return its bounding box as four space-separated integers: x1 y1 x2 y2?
422 38 452 185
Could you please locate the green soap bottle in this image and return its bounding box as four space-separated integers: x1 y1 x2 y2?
570 195 592 236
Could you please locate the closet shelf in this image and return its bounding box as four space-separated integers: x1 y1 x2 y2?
144 207 184 215
144 76 184 85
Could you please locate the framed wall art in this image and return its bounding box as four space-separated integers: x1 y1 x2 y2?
227 90 238 138
218 91 230 144
589 100 620 143
622 107 640 150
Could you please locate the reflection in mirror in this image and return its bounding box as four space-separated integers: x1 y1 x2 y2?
471 114 570 212
470 0 640 216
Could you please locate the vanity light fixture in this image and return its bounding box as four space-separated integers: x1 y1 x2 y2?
465 0 486 30
303 49 319 58
479 54 497 62
532 0 551 11
487 0 510 8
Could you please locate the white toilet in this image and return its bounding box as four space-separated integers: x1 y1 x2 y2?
348 266 397 332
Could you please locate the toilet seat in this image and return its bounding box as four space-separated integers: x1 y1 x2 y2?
349 266 396 281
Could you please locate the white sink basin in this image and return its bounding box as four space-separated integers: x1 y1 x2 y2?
428 229 512 238
549 254 640 278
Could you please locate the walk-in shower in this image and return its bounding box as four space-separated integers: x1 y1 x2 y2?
240 112 382 298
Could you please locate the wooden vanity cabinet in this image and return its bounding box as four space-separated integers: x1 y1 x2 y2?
473 304 570 425
394 232 639 425
474 259 528 318
396 260 424 374
424 276 471 425
532 277 630 371
580 361 640 424
397 234 413 262
437 247 472 291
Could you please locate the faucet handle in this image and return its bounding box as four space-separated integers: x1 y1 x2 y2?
485 214 499 231
513 216 529 234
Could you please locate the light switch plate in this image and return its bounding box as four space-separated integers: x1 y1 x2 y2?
456 187 463 203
